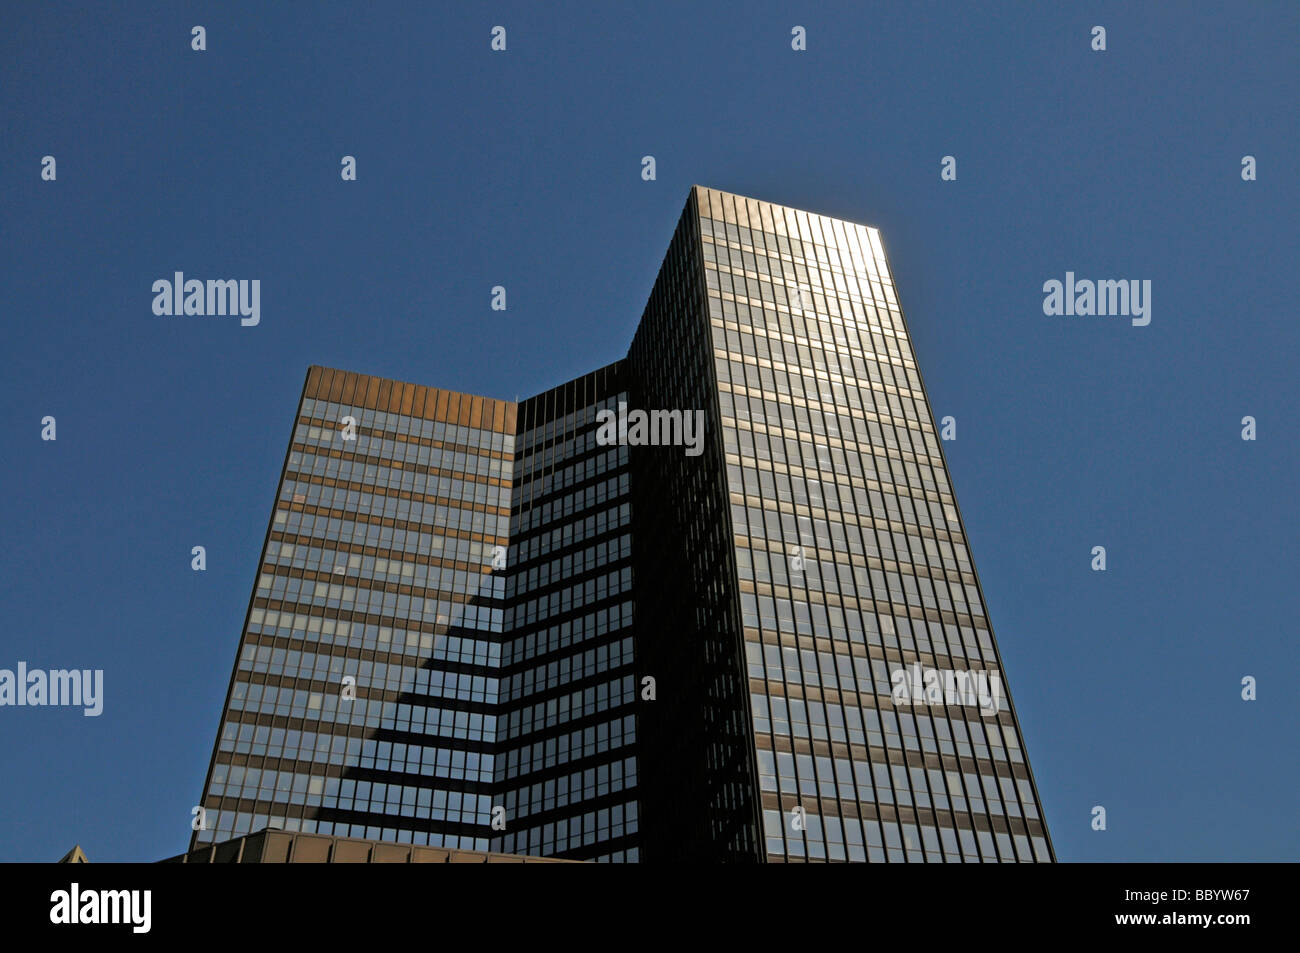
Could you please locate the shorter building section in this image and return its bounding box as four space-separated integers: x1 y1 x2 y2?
164 829 574 863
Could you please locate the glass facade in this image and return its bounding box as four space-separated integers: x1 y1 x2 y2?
693 187 1052 862
192 368 514 852
491 363 640 862
627 201 763 862
194 187 1053 862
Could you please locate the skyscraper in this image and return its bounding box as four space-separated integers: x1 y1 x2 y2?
191 186 1053 863
193 369 514 854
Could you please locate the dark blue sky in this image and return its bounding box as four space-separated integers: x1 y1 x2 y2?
2 2 1295 862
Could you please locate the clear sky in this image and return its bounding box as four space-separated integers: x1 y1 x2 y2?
1 1 1296 862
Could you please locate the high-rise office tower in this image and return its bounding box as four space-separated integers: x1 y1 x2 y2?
193 370 514 854
192 186 1053 863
